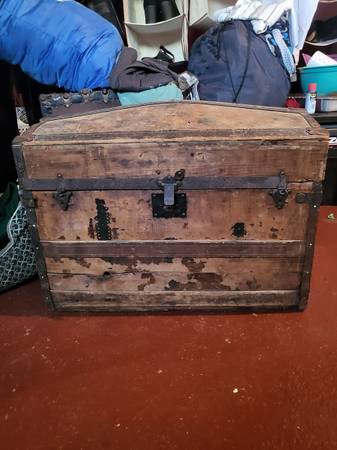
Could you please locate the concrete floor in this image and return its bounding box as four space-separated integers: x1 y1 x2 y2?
0 206 337 450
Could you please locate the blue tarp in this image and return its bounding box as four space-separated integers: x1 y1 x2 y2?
0 0 123 90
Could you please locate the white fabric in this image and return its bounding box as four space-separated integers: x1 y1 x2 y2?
214 1 292 34
307 51 337 68
271 28 296 79
289 0 320 51
214 0 320 53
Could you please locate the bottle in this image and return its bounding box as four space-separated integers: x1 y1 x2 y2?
305 83 317 114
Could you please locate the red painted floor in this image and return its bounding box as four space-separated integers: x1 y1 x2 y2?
0 206 337 450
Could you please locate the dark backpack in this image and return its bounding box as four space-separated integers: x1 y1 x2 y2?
188 20 290 107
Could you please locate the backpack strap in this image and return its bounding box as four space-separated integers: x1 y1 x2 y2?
218 21 252 103
232 22 252 103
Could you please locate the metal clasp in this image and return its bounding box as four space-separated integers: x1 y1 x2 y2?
157 169 185 206
53 174 72 211
269 170 289 209
152 170 187 218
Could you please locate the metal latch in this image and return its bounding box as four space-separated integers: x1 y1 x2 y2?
152 170 187 218
53 174 72 211
158 169 185 206
269 170 289 209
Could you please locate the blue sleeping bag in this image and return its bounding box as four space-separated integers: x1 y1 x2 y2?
0 0 123 91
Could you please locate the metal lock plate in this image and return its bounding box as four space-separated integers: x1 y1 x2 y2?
152 170 187 218
152 193 187 218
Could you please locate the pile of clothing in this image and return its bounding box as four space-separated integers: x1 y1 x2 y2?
0 0 320 108
188 0 319 106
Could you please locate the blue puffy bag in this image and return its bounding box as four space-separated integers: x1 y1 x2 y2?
0 0 123 91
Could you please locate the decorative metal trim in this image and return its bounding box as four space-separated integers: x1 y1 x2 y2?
22 173 287 192
297 182 323 310
12 144 55 310
12 144 26 185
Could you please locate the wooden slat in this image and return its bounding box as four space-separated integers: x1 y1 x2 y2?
23 140 327 181
34 190 309 241
31 102 313 139
42 240 305 258
51 290 299 312
31 129 323 143
15 102 324 147
47 263 301 292
45 255 302 275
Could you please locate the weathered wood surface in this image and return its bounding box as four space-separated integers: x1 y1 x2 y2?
42 241 305 258
22 141 327 181
51 290 299 312
29 102 319 141
34 190 309 241
47 259 301 292
14 101 329 312
45 255 302 276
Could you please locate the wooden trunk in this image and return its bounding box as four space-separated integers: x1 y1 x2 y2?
13 101 329 313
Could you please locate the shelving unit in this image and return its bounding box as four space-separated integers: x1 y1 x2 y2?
189 0 235 31
305 0 337 48
123 0 188 60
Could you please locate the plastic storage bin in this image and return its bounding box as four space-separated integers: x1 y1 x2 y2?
299 65 337 95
